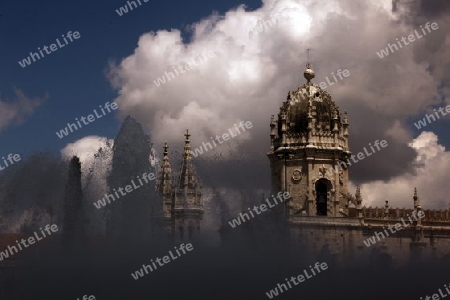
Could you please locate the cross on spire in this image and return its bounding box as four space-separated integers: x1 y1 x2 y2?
307 48 313 68
184 129 191 142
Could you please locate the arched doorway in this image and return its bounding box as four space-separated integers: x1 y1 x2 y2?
316 179 329 216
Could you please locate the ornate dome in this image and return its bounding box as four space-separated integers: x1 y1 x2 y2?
278 67 343 136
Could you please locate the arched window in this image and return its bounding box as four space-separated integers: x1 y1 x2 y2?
316 179 329 216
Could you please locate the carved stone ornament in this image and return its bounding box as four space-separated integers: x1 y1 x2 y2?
318 164 327 178
292 168 303 181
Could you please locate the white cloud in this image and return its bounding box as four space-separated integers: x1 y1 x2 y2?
106 0 450 199
0 88 46 131
61 136 113 176
61 136 111 162
108 0 444 152
360 131 450 209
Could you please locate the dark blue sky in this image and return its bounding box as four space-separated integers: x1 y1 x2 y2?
0 0 262 157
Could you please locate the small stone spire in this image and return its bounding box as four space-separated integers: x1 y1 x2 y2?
412 188 424 229
342 111 349 149
280 111 287 144
184 129 191 146
355 186 362 201
157 141 173 219
306 102 314 142
413 187 421 210
355 185 363 218
332 109 339 134
270 115 276 151
173 130 204 241
179 130 196 187
384 200 390 219
163 141 169 156
175 130 202 204
157 142 173 196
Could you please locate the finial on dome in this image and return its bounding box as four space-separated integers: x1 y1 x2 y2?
304 64 315 83
163 141 169 156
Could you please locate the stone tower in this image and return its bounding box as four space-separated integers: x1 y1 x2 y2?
267 65 352 219
62 156 85 249
157 130 204 241
106 116 157 238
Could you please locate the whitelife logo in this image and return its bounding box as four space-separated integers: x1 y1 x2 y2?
414 104 450 130
265 262 328 299
316 69 350 90
131 243 193 280
289 68 350 104
153 51 215 87
18 31 81 68
249 1 314 35
362 210 425 247
0 153 21 171
76 296 96 300
115 0 149 16
228 192 290 228
190 121 253 158
420 283 450 300
326 139 388 176
0 224 58 261
55 101 118 139
376 22 439 58
93 172 156 209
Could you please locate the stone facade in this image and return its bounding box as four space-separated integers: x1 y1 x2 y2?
268 65 450 264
